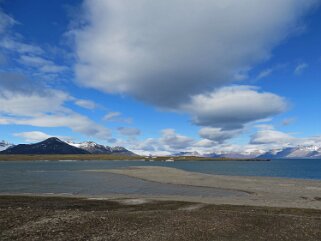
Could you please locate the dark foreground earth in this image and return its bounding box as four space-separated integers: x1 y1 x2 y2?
1 196 321 241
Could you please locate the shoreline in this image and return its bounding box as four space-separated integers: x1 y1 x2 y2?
0 154 270 162
92 166 321 210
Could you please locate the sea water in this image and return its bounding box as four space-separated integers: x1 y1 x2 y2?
0 159 320 196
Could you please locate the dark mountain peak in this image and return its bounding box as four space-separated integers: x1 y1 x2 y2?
43 137 64 143
0 137 138 156
0 137 89 155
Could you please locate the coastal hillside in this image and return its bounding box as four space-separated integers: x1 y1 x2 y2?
0 138 137 156
0 137 89 155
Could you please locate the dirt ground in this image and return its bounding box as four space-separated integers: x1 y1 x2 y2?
1 195 321 241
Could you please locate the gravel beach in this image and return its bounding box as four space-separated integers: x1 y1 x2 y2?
1 195 321 241
2 166 321 240
95 166 321 210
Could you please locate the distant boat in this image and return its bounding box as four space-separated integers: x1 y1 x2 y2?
165 158 174 162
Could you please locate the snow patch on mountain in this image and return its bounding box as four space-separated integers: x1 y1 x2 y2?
68 141 112 154
258 145 321 159
68 141 136 155
0 140 14 152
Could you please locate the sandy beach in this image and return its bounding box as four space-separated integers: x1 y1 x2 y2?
92 166 321 210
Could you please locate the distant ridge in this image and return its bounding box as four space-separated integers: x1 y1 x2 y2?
1 137 320 158
258 146 321 159
0 137 137 156
0 137 89 155
172 151 201 157
68 141 137 156
203 145 321 159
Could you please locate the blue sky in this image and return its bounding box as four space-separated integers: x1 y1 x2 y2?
0 0 321 155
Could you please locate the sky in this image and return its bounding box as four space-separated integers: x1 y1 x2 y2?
0 0 321 155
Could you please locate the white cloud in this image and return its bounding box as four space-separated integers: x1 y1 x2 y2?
0 9 110 140
255 64 287 81
18 55 67 73
132 138 159 152
160 129 195 150
193 139 216 148
199 127 242 143
0 73 111 140
0 9 16 34
74 99 97 109
103 111 132 123
250 129 295 145
117 127 140 136
256 68 273 80
282 118 295 126
123 129 195 155
250 125 321 148
0 10 42 55
0 38 43 55
117 126 321 155
0 9 68 82
13 131 70 143
294 63 308 75
181 86 287 130
104 112 121 121
0 9 42 55
14 131 51 142
74 0 317 109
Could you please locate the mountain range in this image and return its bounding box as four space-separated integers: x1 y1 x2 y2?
257 145 321 159
205 145 321 159
67 141 136 156
0 137 136 155
1 137 321 158
172 151 202 157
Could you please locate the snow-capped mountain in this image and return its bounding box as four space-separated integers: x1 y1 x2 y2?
202 146 321 159
0 137 89 154
172 151 201 157
110 146 133 155
205 150 265 159
0 140 14 151
68 141 136 156
0 140 14 152
68 141 112 154
0 138 137 156
258 145 321 159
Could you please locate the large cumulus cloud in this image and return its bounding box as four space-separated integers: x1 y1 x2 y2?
182 86 287 130
74 0 317 108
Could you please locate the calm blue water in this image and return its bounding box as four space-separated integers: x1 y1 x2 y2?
0 159 320 196
0 159 321 179
0 160 250 197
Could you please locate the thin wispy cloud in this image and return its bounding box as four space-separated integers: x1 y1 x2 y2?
294 63 308 75
14 131 71 143
103 112 132 123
